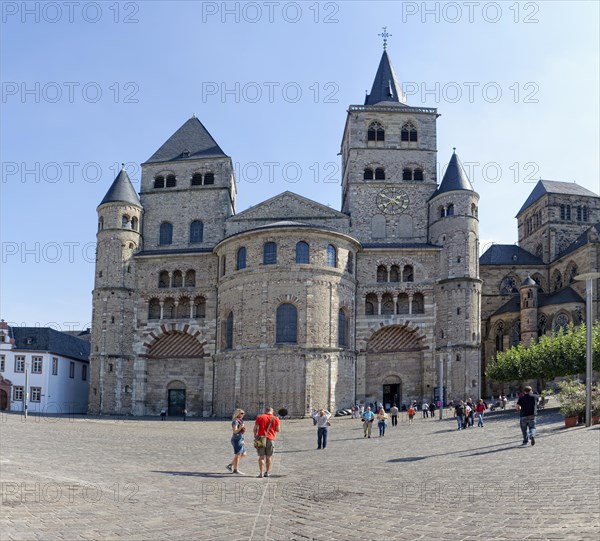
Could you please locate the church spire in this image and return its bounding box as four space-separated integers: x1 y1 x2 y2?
364 48 406 106
433 150 475 197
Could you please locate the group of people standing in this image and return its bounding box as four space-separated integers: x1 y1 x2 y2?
453 398 488 429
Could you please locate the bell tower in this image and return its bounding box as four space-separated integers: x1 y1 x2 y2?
340 46 439 244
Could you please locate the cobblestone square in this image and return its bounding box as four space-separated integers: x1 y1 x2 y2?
1 405 599 540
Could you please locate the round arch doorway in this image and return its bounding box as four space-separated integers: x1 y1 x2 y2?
382 375 402 411
167 380 186 417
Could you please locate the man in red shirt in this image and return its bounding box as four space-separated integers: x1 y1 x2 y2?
253 406 281 478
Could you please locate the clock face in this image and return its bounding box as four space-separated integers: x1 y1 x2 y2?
376 187 409 214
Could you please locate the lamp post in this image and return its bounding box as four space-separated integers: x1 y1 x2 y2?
574 271 600 428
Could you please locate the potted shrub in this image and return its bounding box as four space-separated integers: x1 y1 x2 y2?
557 380 585 428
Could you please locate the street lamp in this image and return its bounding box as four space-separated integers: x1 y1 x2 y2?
574 271 600 428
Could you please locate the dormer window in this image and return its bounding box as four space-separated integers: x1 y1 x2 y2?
154 175 165 188
401 122 418 142
367 121 385 142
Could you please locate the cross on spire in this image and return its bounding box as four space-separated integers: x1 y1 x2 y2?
378 27 392 50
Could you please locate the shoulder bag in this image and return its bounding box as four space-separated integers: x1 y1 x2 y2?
254 415 275 449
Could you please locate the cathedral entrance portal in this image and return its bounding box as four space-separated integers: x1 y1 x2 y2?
168 389 186 416
382 383 400 410
0 389 7 411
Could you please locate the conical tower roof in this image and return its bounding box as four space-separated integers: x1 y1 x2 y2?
430 150 474 199
99 167 141 207
364 50 406 106
145 116 227 163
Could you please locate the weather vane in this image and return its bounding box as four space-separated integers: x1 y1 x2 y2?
378 27 392 50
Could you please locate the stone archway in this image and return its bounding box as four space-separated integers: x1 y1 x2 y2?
382 375 402 410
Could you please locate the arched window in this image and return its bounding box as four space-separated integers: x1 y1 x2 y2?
204 172 215 185
403 265 414 282
276 303 297 343
367 121 385 142
389 265 400 282
159 222 173 245
401 122 418 142
190 221 204 243
511 320 521 347
225 312 234 350
166 174 176 188
194 297 206 318
551 269 563 292
397 293 409 314
382 294 394 315
365 294 377 315
532 273 544 293
154 175 165 189
191 173 203 186
363 168 374 180
131 217 138 231
158 271 169 288
413 169 424 181
375 168 385 180
326 245 337 267
535 244 543 259
403 168 412 181
412 292 424 314
553 313 569 333
499 276 518 295
346 252 354 274
98 216 104 231
220 256 226 277
122 215 130 228
296 241 309 264
537 314 548 338
565 262 578 284
236 247 247 270
446 204 454 216
377 265 387 282
184 270 195 287
177 297 190 319
172 270 183 287
163 298 176 319
495 321 505 352
338 309 347 347
148 299 161 320
263 242 277 265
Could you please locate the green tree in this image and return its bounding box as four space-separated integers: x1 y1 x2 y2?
486 322 600 383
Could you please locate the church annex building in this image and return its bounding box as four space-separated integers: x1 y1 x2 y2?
89 50 599 417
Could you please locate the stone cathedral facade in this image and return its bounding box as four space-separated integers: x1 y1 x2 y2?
89 49 599 417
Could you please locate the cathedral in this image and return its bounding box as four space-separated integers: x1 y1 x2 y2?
89 48 599 417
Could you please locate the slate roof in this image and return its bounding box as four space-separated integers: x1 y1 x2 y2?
145 116 227 163
362 243 440 249
492 286 584 317
517 180 599 216
99 168 141 207
556 223 600 260
11 327 90 362
430 150 474 199
479 245 543 266
364 50 406 106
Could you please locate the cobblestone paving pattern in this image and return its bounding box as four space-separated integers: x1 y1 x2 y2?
1 405 598 541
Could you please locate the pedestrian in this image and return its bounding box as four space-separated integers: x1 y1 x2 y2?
311 408 331 449
390 404 399 426
407 405 416 425
428 401 436 418
362 406 374 438
422 401 429 418
310 408 318 426
254 406 281 477
454 400 465 430
466 398 475 427
226 408 246 475
182 408 187 421
516 386 537 446
475 399 486 427
377 408 388 436
463 402 472 429
160 408 166 421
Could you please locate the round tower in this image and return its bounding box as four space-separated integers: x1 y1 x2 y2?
428 150 481 400
519 274 539 347
89 166 142 414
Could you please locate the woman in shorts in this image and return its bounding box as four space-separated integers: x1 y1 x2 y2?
226 408 246 475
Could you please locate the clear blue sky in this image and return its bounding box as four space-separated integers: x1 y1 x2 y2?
1 1 599 329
